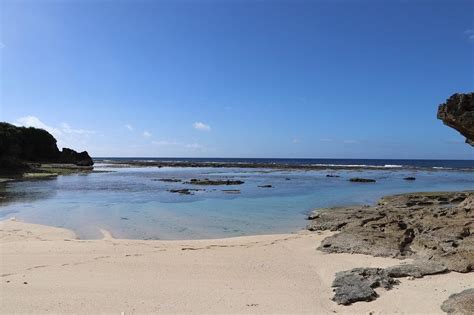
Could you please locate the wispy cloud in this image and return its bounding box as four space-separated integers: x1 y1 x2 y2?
185 143 205 151
14 116 94 150
15 116 62 137
464 29 474 43
151 139 205 152
143 131 152 138
343 139 359 144
292 138 301 144
125 124 133 131
193 121 211 131
61 122 95 135
152 140 180 146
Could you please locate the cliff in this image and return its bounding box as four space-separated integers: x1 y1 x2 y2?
437 93 474 146
0 122 93 173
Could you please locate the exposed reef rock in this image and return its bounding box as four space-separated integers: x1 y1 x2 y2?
186 178 244 186
167 188 202 195
0 122 93 174
437 93 474 146
308 191 473 273
441 288 474 314
403 177 416 180
349 178 376 183
332 267 398 305
332 262 448 305
58 148 93 167
153 178 182 183
309 191 473 305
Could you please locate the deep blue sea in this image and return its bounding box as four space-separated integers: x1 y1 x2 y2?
1 158 473 239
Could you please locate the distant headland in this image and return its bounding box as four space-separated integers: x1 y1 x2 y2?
0 122 93 175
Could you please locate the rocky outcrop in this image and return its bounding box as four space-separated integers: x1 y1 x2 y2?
441 289 474 314
437 93 474 146
332 262 448 305
349 178 376 183
58 148 93 167
308 191 474 272
332 267 398 305
0 122 93 174
309 191 473 305
186 179 244 185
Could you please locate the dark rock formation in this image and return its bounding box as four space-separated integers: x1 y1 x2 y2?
186 179 244 185
153 178 182 183
403 177 416 180
258 184 273 188
332 262 448 305
168 188 202 195
332 268 398 305
0 122 93 173
441 288 474 314
326 174 340 178
58 148 93 167
349 178 376 183
222 189 241 194
437 93 474 146
308 191 474 272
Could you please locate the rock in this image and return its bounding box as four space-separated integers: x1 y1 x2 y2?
186 179 244 185
59 148 93 166
258 184 273 188
168 188 202 195
386 262 447 278
332 262 448 305
403 177 416 180
326 174 341 178
308 191 474 273
332 268 398 305
0 122 94 173
437 93 474 146
153 178 182 182
349 178 376 183
222 189 241 194
441 288 474 314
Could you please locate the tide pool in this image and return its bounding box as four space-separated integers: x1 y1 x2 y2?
1 166 473 239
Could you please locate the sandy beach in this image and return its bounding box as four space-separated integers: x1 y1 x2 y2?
1 219 472 314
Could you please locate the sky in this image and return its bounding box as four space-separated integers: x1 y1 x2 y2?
0 0 473 159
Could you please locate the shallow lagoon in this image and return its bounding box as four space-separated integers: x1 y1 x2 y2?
1 165 473 239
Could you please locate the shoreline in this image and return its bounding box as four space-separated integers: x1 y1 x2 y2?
1 218 473 313
96 159 474 172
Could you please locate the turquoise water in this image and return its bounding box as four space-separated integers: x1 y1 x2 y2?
1 165 473 239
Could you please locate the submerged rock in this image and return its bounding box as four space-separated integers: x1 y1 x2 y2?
437 93 474 146
186 179 244 185
326 174 340 178
349 178 376 183
403 177 416 180
153 178 182 183
222 189 241 194
168 188 202 195
441 288 474 314
258 184 273 188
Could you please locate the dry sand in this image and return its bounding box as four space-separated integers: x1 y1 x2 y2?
1 219 472 314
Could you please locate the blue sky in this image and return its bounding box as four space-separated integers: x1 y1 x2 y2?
1 0 473 159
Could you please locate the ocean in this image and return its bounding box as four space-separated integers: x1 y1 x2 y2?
1 158 473 239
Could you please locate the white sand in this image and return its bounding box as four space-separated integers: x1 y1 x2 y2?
1 219 472 314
